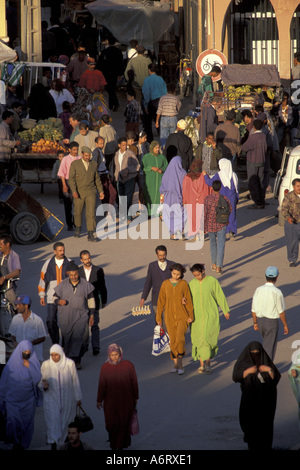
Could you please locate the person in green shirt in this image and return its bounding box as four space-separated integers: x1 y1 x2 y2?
188 263 230 374
197 65 221 103
142 141 168 216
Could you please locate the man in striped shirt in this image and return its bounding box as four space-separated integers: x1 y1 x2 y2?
155 83 181 147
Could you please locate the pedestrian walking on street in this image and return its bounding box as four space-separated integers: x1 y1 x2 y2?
251 266 288 361
189 264 230 374
233 341 281 450
68 146 104 242
53 261 95 369
96 344 139 451
288 350 300 436
142 140 168 216
0 340 41 450
39 344 82 450
156 263 194 375
204 179 232 274
281 178 300 267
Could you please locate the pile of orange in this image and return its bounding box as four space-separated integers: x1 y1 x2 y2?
30 139 67 154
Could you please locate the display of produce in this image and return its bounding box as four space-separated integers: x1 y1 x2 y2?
18 118 64 144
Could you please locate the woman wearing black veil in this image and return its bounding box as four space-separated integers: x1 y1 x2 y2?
232 341 281 450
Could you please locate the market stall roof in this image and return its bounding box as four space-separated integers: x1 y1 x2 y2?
221 64 281 87
85 0 176 50
0 40 17 63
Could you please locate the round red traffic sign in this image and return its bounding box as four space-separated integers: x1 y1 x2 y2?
196 49 227 81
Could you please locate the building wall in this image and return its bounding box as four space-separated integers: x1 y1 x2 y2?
174 0 300 81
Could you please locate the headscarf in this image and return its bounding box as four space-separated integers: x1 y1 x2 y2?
107 343 123 364
49 344 67 373
4 340 40 378
72 87 93 121
150 140 160 155
160 156 187 198
218 158 238 192
187 159 202 180
232 341 281 385
288 350 300 418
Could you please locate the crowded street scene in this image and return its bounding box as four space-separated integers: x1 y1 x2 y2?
1 0 300 460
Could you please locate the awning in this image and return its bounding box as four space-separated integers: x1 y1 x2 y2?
221 64 281 87
85 0 176 50
0 39 17 63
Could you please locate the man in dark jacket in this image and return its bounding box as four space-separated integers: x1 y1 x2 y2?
79 250 107 355
242 119 267 209
96 36 124 111
164 119 194 171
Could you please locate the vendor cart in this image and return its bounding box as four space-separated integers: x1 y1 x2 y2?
0 183 64 245
12 153 58 193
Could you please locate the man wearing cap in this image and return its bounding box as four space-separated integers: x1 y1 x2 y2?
78 57 107 94
53 262 95 369
68 146 104 242
164 119 193 171
124 46 152 101
251 266 288 361
214 109 241 164
9 295 47 362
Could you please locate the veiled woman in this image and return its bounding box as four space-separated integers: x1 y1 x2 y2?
159 156 187 240
232 341 281 450
182 159 212 238
96 344 139 450
0 340 41 449
142 140 168 216
39 344 82 450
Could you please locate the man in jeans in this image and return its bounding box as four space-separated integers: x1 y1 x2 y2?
155 82 181 147
204 180 232 274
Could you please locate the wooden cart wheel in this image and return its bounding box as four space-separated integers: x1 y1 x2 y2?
10 212 41 245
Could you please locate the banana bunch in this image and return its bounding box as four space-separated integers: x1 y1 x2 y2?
224 85 252 101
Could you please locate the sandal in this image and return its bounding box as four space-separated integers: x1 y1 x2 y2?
216 268 222 275
211 265 216 271
198 366 205 374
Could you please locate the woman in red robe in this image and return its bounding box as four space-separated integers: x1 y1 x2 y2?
96 344 139 450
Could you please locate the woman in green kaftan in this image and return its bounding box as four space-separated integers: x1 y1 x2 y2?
189 264 230 374
142 141 168 216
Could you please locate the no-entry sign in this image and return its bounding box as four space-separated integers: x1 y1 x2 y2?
196 49 228 81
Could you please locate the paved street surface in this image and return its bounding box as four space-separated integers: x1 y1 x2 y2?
3 90 300 452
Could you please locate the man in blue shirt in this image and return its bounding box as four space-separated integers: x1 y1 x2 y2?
142 63 167 142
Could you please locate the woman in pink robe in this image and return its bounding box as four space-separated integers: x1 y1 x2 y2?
182 160 212 238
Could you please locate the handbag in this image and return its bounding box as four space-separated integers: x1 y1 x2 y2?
130 409 139 436
74 404 94 433
151 325 171 356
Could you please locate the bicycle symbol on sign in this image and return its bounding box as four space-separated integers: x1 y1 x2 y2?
202 58 222 72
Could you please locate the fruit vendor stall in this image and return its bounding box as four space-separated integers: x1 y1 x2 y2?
13 117 68 192
211 63 282 121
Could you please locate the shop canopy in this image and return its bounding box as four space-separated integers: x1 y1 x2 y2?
221 64 281 87
85 0 176 50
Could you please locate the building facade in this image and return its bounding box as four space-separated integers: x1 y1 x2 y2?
172 0 300 85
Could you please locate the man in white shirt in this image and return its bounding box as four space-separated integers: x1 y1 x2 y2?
251 266 289 360
57 141 81 231
10 295 47 362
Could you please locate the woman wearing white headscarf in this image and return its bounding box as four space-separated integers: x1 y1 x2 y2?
288 350 300 435
204 158 239 239
39 344 82 450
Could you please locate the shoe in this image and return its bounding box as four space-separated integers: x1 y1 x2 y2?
93 348 100 356
211 265 216 271
216 268 222 275
290 262 296 267
198 366 205 374
74 227 81 238
205 366 212 374
170 368 178 373
177 369 184 375
88 231 96 242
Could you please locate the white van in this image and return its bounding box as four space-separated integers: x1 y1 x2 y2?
275 146 300 225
